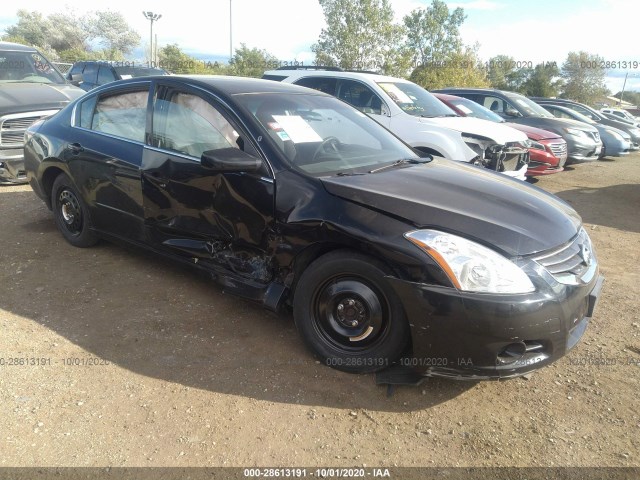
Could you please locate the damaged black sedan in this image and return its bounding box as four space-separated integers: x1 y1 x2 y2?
24 76 604 379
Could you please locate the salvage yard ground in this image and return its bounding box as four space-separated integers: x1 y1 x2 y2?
0 154 638 467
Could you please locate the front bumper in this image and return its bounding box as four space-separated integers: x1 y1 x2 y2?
526 148 564 176
0 148 27 185
567 138 602 162
387 273 604 380
603 138 631 157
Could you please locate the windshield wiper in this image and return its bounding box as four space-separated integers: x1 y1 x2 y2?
369 157 430 174
336 171 365 176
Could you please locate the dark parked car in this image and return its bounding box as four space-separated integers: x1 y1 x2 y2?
433 88 603 163
541 104 631 158
0 41 84 184
66 61 168 91
530 97 640 150
24 76 604 379
434 93 566 176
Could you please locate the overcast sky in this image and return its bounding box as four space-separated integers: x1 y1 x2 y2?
1 0 638 92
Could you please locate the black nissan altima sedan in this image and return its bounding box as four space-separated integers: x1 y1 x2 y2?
24 75 604 380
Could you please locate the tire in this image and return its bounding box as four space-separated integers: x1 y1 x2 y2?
51 174 99 248
293 250 410 373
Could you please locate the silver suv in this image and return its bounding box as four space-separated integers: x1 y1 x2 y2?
263 66 531 179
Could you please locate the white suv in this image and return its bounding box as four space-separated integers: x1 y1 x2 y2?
600 108 640 126
263 67 530 179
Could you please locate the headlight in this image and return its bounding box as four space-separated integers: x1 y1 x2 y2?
528 140 546 151
563 128 587 138
405 230 535 294
604 129 625 141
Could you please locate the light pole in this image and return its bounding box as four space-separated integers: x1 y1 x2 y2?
143 11 162 66
229 0 233 62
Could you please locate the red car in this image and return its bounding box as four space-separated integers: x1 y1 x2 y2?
434 93 567 176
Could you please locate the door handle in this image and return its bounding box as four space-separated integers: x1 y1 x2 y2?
66 143 84 154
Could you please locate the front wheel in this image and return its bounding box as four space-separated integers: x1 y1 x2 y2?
293 251 410 373
51 174 99 247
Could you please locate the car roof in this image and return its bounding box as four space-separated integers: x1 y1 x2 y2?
0 41 38 52
72 60 163 68
96 75 331 97
264 68 412 84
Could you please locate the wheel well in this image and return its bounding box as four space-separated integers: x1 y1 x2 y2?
287 244 403 301
41 166 66 209
414 146 443 158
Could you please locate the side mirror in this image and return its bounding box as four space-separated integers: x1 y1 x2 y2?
504 108 521 118
201 147 262 172
70 73 83 85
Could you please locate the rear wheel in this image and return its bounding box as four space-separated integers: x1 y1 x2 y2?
51 174 99 247
293 251 410 373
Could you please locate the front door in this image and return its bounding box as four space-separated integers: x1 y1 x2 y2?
141 82 275 279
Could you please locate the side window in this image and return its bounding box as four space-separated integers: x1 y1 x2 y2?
483 96 505 113
82 63 98 84
294 77 337 95
97 66 116 85
91 90 149 142
152 91 240 159
76 95 98 129
68 63 84 78
337 80 383 115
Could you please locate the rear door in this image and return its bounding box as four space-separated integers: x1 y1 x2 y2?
141 81 275 264
67 83 151 240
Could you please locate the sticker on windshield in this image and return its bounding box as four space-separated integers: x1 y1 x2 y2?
272 115 322 143
378 83 413 104
276 131 291 141
120 74 133 80
455 104 473 114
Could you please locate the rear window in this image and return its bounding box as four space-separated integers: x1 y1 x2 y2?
261 74 288 82
113 66 167 78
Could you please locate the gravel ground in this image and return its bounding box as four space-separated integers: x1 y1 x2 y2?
0 153 638 468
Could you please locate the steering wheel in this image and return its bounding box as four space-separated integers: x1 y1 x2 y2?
312 136 342 161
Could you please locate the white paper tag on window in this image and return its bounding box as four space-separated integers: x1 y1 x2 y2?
273 115 322 143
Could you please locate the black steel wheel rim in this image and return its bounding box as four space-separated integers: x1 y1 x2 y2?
58 189 83 236
312 275 389 351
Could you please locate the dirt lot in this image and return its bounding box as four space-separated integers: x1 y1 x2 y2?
1 154 638 469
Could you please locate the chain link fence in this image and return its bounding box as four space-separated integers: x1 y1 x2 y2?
52 62 73 75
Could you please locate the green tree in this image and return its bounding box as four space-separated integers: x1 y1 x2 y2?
3 9 139 60
228 44 278 78
403 0 465 66
521 62 562 97
561 51 608 103
312 0 404 71
158 44 227 74
487 55 529 92
84 11 140 57
410 46 489 90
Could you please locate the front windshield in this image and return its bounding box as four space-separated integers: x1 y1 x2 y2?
449 96 504 123
506 93 554 117
235 93 419 176
0 50 65 84
377 81 457 118
559 107 595 124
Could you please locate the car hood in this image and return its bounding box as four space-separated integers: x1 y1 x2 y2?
0 83 85 114
321 159 581 256
424 116 528 144
552 118 599 132
504 122 562 141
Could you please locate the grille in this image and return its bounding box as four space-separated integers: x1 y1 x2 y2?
533 228 596 284
548 142 567 158
0 111 59 147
